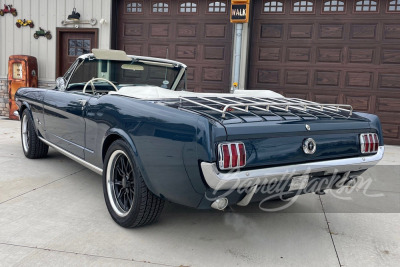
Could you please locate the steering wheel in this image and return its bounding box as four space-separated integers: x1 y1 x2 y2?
83 78 119 94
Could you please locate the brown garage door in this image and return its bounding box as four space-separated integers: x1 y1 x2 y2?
116 0 233 93
248 0 400 145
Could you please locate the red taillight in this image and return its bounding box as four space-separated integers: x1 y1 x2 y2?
363 135 369 153
238 143 246 167
222 145 230 169
218 142 246 170
230 144 238 168
369 134 374 152
360 133 379 154
374 134 379 151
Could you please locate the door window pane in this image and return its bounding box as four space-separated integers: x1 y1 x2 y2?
152 2 169 13
263 1 284 13
355 0 378 12
68 39 91 56
388 0 400 12
179 1 198 13
293 1 314 13
208 1 227 13
126 1 143 13
323 1 345 12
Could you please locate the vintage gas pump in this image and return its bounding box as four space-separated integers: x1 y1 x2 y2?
7 55 38 120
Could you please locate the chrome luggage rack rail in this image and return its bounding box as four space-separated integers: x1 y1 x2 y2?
179 96 353 119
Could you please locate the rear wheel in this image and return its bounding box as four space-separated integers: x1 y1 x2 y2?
21 109 49 159
103 140 165 228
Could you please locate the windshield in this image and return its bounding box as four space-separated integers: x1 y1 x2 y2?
67 58 182 91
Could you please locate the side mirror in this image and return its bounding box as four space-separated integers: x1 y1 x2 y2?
56 77 66 91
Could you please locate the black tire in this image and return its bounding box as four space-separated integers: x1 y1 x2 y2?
33 33 39 39
21 109 49 159
103 140 165 228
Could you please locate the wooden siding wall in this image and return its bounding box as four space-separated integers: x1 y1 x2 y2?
0 0 112 82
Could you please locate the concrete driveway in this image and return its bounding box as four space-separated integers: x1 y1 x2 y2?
0 117 399 266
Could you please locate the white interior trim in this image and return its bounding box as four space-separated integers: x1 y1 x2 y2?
109 86 283 100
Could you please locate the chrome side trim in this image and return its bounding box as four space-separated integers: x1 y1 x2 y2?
39 137 103 175
47 133 94 154
201 146 384 190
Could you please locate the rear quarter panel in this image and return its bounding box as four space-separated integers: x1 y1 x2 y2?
354 112 384 146
85 95 222 207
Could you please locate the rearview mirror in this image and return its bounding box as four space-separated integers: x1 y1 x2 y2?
121 64 144 71
56 77 66 91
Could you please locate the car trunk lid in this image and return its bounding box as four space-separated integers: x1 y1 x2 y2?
157 96 373 168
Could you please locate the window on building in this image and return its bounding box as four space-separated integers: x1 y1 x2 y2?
355 0 378 12
323 1 345 12
292 1 314 13
179 1 198 13
263 1 284 13
68 39 91 56
126 1 143 13
152 2 169 13
208 1 227 13
388 0 400 12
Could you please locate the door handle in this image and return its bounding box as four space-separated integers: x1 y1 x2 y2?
78 99 87 110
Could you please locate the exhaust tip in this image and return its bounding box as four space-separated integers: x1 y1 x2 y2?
211 198 228 210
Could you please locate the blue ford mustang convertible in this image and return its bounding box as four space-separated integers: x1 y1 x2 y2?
15 49 384 228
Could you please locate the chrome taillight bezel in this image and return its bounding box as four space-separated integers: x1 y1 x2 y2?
217 142 246 170
360 133 379 154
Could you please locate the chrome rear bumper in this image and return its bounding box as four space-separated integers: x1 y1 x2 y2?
201 146 384 190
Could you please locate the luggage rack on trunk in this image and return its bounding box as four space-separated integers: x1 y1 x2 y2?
178 96 353 121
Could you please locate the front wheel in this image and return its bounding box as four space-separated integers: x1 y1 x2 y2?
21 109 49 159
103 140 165 228
0 10 4 16
45 33 52 40
11 11 17 16
33 33 39 39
